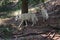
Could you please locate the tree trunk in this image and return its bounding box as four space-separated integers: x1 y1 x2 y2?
22 0 28 13
21 0 28 25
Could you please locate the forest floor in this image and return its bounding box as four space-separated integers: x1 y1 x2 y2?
0 15 60 40
0 0 60 40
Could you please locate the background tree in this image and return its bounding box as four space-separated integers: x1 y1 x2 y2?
22 0 28 13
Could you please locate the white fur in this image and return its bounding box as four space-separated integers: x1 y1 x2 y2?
15 13 38 27
41 8 49 20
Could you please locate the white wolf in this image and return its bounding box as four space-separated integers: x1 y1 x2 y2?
15 13 38 27
41 7 49 20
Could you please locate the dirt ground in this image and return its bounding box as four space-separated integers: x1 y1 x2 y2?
0 15 60 40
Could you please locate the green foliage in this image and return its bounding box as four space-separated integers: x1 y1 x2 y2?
0 0 46 18
0 0 46 12
0 25 14 39
0 0 10 6
0 11 15 18
2 0 9 5
0 0 22 12
28 0 40 5
28 0 45 5
41 0 45 3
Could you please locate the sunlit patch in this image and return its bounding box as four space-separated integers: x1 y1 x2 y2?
0 18 12 25
55 0 60 5
0 19 3 25
19 28 22 30
13 7 39 16
28 7 39 13
12 10 22 16
52 2 55 5
9 0 18 3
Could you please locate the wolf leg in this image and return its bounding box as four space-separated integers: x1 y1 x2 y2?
25 20 28 26
18 20 23 28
